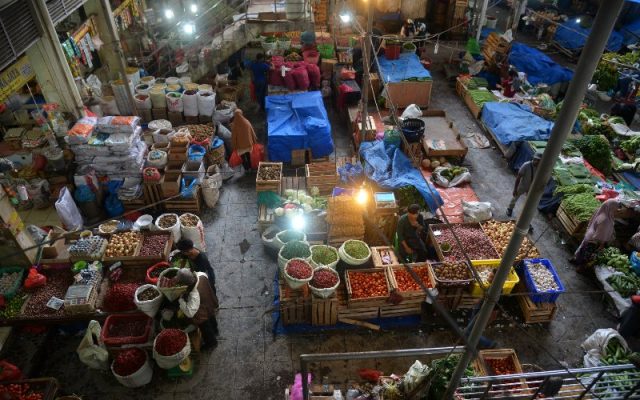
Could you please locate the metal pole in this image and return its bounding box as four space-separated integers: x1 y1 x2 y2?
475 0 489 41
360 0 373 144
445 0 625 397
99 0 139 116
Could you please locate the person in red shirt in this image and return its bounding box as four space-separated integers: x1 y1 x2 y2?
499 69 518 98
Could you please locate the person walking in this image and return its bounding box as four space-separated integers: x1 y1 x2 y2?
230 109 258 170
175 268 219 350
249 53 270 111
507 153 542 226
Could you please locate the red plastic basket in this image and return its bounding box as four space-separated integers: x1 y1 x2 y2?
101 314 153 346
146 261 170 285
385 45 401 60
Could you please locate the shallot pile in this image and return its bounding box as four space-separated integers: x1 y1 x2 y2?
103 283 139 312
310 269 339 289
434 225 498 261
139 234 169 257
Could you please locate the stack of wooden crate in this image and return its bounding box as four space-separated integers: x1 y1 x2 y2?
313 0 328 26
306 161 337 196
482 32 511 71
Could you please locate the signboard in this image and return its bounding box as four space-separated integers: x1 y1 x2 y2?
0 56 35 103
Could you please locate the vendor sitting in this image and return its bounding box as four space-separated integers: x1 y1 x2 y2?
175 268 219 350
397 204 430 262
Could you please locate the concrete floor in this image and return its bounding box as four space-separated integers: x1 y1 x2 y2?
12 41 621 399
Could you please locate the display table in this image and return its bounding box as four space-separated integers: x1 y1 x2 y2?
377 53 432 108
420 110 468 158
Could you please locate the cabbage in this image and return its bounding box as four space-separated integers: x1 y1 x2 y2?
275 208 285 217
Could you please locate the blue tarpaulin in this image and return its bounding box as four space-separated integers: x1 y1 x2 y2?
481 102 554 146
553 19 624 52
377 53 432 83
359 140 443 213
509 42 574 85
621 19 640 46
266 91 333 162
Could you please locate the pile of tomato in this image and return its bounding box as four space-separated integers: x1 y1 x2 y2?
348 271 389 299
393 267 432 292
0 383 43 400
485 357 516 375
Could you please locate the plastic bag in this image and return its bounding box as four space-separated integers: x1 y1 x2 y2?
229 150 243 168
581 328 630 367
462 201 493 223
180 177 198 198
105 194 124 217
55 187 84 230
134 284 163 318
24 267 46 290
290 373 313 400
179 213 206 251
432 167 472 188
188 145 206 161
402 360 431 394
250 144 265 170
401 104 422 119
0 360 22 381
213 101 237 124
77 320 109 370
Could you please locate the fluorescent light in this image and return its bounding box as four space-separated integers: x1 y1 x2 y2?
576 18 581 23
291 214 306 231
183 22 195 34
164 9 174 19
339 13 351 23
190 4 198 13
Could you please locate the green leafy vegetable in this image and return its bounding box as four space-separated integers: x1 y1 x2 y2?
554 184 595 197
574 135 612 175
280 241 311 260
561 193 601 222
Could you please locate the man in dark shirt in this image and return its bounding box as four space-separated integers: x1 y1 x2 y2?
249 53 270 111
397 204 428 262
175 239 216 292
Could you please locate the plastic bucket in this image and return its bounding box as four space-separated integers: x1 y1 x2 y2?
198 84 213 92
485 16 497 29
141 76 155 86
401 118 425 143
386 45 401 60
166 77 180 86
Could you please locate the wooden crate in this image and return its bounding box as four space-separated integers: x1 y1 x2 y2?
143 181 164 211
463 90 483 119
184 115 199 124
258 204 275 233
473 349 529 392
516 284 558 324
428 223 500 262
336 286 379 320
136 231 173 265
437 286 466 310
279 280 311 325
458 293 481 309
168 111 183 126
401 141 424 165
152 108 168 119
556 202 587 239
386 80 432 108
256 162 283 193
164 186 203 213
371 246 400 268
455 77 468 97
306 161 337 196
121 197 145 212
168 148 187 162
311 295 338 325
291 149 307 167
102 232 144 265
161 172 181 198
386 264 435 304
380 302 422 318
421 110 469 158
345 268 391 307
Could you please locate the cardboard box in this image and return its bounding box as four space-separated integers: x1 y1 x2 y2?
152 108 167 119
168 148 187 161
161 172 181 197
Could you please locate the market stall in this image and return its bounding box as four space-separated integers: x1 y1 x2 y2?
508 42 574 89
377 52 433 108
266 91 334 163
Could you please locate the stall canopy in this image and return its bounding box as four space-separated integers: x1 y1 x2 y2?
266 91 333 162
359 140 443 213
481 102 554 146
377 53 432 83
508 43 574 85
553 19 624 52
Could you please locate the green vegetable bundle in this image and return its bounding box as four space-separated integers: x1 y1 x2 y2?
593 60 618 92
561 193 601 222
607 273 640 298
601 337 630 365
344 240 369 259
395 186 427 210
621 136 640 155
574 135 613 175
467 89 497 107
554 183 595 197
465 77 489 90
429 355 475 399
280 241 311 260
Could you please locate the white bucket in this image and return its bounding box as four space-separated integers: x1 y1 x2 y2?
150 87 167 108
141 76 155 86
485 16 497 29
198 84 213 92
183 90 199 117
101 95 120 115
134 94 152 110
166 92 184 112
166 77 180 86
126 67 141 86
136 83 151 95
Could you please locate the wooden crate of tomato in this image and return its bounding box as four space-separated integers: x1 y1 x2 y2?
473 349 529 393
344 269 391 307
0 378 59 400
386 263 436 304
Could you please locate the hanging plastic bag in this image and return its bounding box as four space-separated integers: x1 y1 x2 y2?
180 177 198 198
24 267 46 290
55 187 84 230
250 144 265 170
401 104 422 120
0 360 22 381
105 194 124 217
229 150 243 168
77 320 109 370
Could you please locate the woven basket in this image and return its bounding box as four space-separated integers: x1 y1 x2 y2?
218 86 238 102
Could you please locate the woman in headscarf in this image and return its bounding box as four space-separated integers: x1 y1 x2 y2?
231 109 258 170
174 268 219 350
572 199 622 268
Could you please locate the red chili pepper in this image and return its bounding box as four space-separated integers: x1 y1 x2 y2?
285 260 313 279
104 283 139 312
113 348 146 376
310 270 339 289
155 329 187 356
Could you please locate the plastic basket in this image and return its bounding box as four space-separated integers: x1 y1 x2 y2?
0 267 25 299
401 119 425 143
430 261 473 288
386 45 401 60
470 265 520 297
520 258 565 303
101 314 154 346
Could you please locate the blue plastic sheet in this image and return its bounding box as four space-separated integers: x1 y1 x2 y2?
621 19 640 46
553 19 624 52
266 91 333 162
359 141 443 213
377 53 432 83
622 171 640 190
481 102 554 146
509 43 573 85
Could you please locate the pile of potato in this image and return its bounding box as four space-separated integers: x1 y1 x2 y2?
105 232 141 258
482 220 540 260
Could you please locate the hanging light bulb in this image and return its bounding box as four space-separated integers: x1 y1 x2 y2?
164 9 174 19
190 4 198 13
339 13 351 23
291 214 306 231
576 18 581 23
183 22 195 34
356 186 368 205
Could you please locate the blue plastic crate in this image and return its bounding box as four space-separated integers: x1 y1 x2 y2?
521 258 565 304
